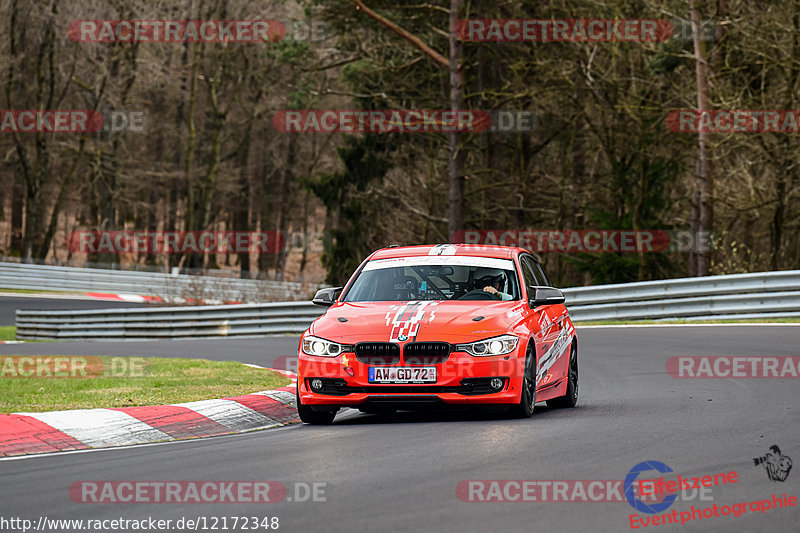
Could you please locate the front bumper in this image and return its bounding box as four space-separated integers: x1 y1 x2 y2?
298 349 523 407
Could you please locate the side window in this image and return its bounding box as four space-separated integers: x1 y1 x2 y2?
534 261 552 287
519 256 541 288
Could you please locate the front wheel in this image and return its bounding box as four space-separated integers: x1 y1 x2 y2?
547 342 578 409
509 345 536 418
297 394 337 425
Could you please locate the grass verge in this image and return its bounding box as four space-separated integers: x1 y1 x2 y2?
0 356 290 413
0 326 16 341
0 288 61 294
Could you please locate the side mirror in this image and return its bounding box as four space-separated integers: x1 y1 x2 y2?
312 287 343 306
529 287 565 308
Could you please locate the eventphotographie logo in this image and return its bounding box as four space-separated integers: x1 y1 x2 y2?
754 445 793 482
625 461 678 515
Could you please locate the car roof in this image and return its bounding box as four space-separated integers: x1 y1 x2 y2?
369 244 520 260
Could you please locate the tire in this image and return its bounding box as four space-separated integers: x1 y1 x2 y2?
547 341 578 409
509 344 536 418
297 393 337 425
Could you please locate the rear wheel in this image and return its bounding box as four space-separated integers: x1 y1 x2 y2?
547 342 578 409
297 393 337 425
509 345 536 418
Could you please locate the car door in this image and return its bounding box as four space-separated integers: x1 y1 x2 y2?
519 255 553 389
535 258 572 388
520 255 567 390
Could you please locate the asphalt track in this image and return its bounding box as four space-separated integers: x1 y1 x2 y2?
0 295 145 326
1 326 799 532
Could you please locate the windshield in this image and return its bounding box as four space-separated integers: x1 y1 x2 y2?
343 256 520 302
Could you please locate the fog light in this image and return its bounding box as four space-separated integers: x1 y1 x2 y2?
311 378 323 390
490 378 504 390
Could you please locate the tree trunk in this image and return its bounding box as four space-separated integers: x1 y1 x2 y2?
10 173 24 254
771 0 800 270
235 121 253 278
182 44 200 266
690 0 713 276
257 134 274 278
447 0 465 241
272 136 296 281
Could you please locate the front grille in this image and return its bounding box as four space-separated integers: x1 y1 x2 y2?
308 377 507 396
403 342 452 364
355 342 400 365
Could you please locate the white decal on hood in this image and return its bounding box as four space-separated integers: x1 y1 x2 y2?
388 300 441 342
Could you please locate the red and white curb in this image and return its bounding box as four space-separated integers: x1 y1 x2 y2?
84 292 164 304
0 291 241 306
0 383 298 457
0 291 160 304
85 293 242 305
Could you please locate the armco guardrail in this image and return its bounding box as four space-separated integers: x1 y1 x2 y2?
561 270 800 306
562 270 800 321
14 270 800 341
16 302 324 340
0 261 319 304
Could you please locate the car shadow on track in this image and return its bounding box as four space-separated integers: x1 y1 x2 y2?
331 404 576 425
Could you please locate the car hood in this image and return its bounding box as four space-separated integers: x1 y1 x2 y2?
310 300 527 343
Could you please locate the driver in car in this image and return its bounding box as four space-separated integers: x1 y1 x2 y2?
482 275 513 300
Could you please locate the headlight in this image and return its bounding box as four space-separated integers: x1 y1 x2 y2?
301 335 352 357
456 334 519 357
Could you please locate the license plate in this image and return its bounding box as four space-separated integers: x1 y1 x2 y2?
368 366 437 384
